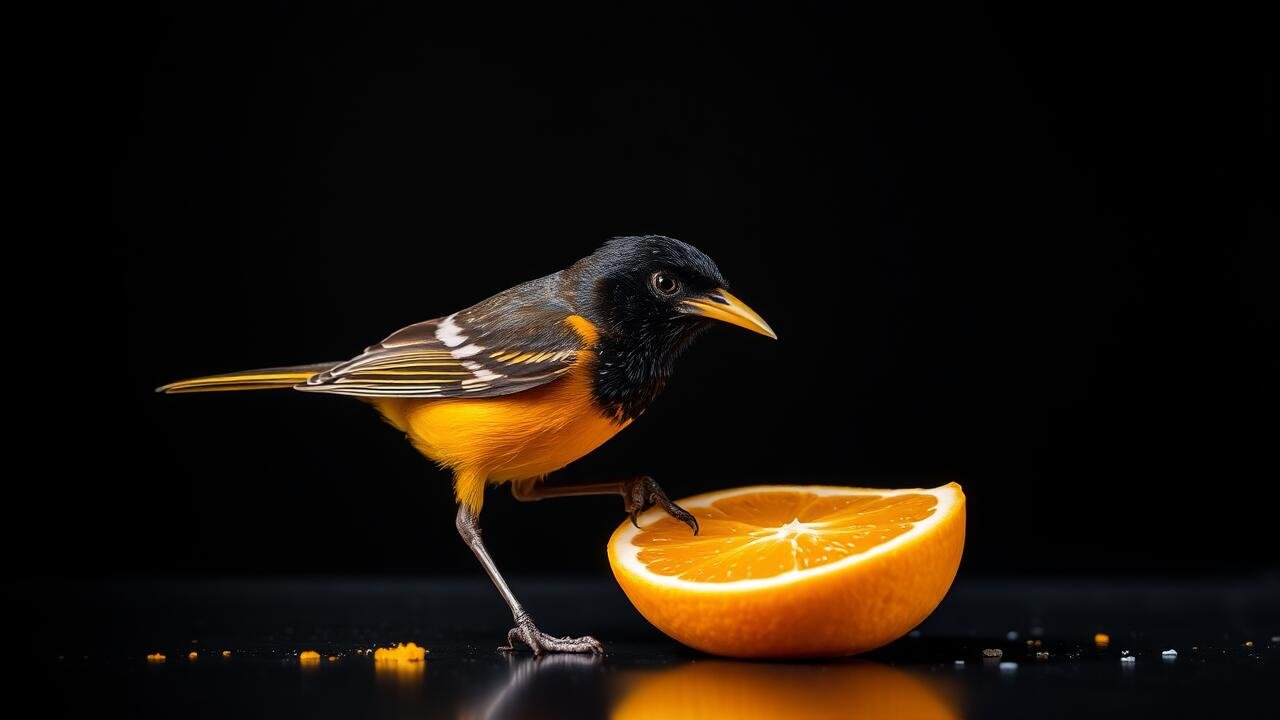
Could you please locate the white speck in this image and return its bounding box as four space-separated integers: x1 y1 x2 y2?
1121 656 1136 663
1121 650 1130 656
1161 649 1177 658
1271 636 1280 643
954 660 965 666
999 662 1017 671
1006 631 1019 641
460 362 503 382
435 314 467 347
451 343 485 359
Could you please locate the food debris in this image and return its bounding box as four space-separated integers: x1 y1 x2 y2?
1120 656 1136 664
1094 633 1111 647
299 650 321 664
374 642 428 662
1162 649 1177 658
146 653 166 663
1035 651 1050 660
954 660 965 666
221 650 232 658
1026 639 1043 648
982 648 1003 658
1244 641 1254 648
1006 631 1019 641
1121 650 1130 656
187 651 198 661
327 655 338 662
998 661 1017 671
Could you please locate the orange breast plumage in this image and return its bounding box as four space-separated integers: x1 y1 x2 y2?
372 352 629 512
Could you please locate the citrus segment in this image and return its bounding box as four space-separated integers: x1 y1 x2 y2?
634 491 939 581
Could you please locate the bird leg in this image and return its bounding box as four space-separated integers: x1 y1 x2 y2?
455 505 604 656
511 475 699 535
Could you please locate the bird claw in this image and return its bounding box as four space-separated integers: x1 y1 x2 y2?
623 476 699 535
499 614 604 656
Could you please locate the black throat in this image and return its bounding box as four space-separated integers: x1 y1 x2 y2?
589 322 706 423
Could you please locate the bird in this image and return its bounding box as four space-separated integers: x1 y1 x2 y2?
159 235 776 655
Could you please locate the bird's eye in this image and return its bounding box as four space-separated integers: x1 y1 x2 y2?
651 271 679 296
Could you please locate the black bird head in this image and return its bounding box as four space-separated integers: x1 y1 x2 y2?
568 235 776 420
572 235 776 345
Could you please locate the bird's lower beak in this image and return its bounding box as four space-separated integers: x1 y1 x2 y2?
682 289 778 339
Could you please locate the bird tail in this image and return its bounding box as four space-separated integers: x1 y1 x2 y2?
156 363 342 394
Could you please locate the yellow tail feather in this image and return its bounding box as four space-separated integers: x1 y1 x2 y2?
157 363 340 394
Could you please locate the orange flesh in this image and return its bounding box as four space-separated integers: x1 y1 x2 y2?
373 642 427 661
633 491 938 582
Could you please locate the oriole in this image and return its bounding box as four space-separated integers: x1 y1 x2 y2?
161 235 775 654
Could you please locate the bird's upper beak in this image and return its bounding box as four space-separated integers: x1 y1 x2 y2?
682 289 777 339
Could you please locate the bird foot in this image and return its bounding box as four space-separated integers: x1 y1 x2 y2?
623 476 699 535
499 614 604 656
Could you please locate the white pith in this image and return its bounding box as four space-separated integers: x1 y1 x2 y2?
612 484 961 593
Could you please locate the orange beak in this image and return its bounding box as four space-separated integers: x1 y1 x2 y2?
682 289 777 339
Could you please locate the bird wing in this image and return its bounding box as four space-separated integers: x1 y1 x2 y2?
297 286 589 398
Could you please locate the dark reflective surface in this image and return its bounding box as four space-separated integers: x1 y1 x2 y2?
25 578 1278 718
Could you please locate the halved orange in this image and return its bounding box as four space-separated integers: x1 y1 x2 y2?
607 483 965 658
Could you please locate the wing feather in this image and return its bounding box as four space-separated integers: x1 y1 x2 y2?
298 276 591 399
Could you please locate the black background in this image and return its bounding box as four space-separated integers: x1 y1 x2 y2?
47 2 1275 578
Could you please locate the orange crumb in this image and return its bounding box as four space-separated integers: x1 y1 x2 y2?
221 650 232 658
373 642 428 662
1094 633 1110 647
327 655 338 662
187 651 198 661
299 650 321 664
146 653 166 663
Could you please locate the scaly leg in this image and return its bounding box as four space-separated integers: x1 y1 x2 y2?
455 504 604 656
511 475 699 535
